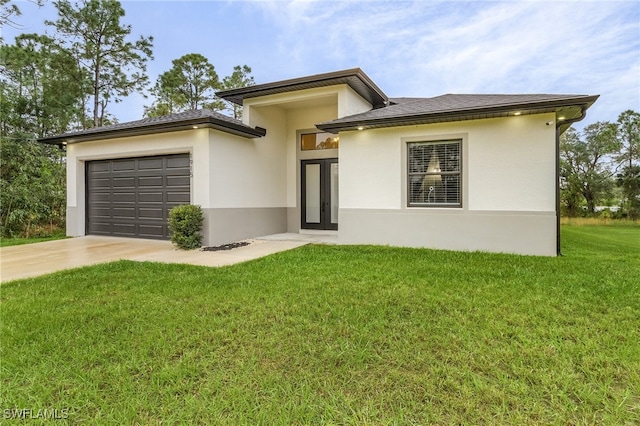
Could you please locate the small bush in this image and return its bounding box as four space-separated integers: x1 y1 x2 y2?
168 204 203 250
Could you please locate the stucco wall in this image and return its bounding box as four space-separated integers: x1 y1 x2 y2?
210 111 287 208
339 126 403 209
245 86 363 233
65 129 207 239
338 85 373 118
65 127 290 246
338 113 558 256
465 115 556 211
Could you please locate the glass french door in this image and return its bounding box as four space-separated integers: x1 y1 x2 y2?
301 158 338 230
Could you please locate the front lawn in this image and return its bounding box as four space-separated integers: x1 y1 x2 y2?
0 234 67 247
1 225 638 424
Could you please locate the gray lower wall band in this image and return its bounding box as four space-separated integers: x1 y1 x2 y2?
202 207 287 246
338 208 557 256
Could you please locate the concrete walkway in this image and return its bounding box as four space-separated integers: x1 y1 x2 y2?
0 234 329 283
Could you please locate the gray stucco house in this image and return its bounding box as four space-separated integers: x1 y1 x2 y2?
40 68 598 256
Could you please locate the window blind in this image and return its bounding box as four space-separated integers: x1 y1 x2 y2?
408 140 461 207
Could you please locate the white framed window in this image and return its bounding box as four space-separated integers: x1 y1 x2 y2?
407 139 462 207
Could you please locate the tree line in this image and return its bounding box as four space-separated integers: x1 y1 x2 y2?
560 110 639 220
0 0 254 237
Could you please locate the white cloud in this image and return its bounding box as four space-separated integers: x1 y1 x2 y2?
8 0 636 125
251 0 638 125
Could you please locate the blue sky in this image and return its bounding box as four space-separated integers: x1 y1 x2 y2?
4 0 640 129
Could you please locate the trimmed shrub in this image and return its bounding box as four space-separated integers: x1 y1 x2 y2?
168 204 203 250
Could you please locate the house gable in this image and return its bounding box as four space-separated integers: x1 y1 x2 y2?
217 68 388 109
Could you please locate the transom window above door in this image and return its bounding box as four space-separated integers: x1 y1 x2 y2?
301 132 339 151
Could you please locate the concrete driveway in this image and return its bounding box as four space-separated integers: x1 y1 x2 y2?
0 235 313 283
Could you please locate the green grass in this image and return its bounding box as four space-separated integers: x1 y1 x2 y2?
1 225 639 424
0 234 68 247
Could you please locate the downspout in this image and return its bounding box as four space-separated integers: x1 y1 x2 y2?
555 106 587 256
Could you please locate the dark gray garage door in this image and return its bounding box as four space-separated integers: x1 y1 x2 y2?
86 154 191 239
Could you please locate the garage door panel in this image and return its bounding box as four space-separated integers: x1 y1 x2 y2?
113 177 136 188
87 154 190 240
138 176 164 187
167 156 190 168
89 177 110 188
167 176 190 187
90 220 112 232
112 160 136 171
112 207 136 219
139 224 165 237
89 192 111 203
89 206 111 217
112 192 136 203
165 167 190 176
167 192 191 203
138 158 164 170
139 208 164 219
138 192 164 203
88 162 110 173
112 223 136 236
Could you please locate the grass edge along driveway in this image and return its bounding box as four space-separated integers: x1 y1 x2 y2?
1 224 639 424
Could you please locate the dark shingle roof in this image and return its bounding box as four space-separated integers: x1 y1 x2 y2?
39 109 266 145
39 69 599 144
317 94 599 132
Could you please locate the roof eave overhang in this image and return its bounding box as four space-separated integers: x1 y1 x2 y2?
316 96 600 133
39 117 266 145
217 68 389 109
